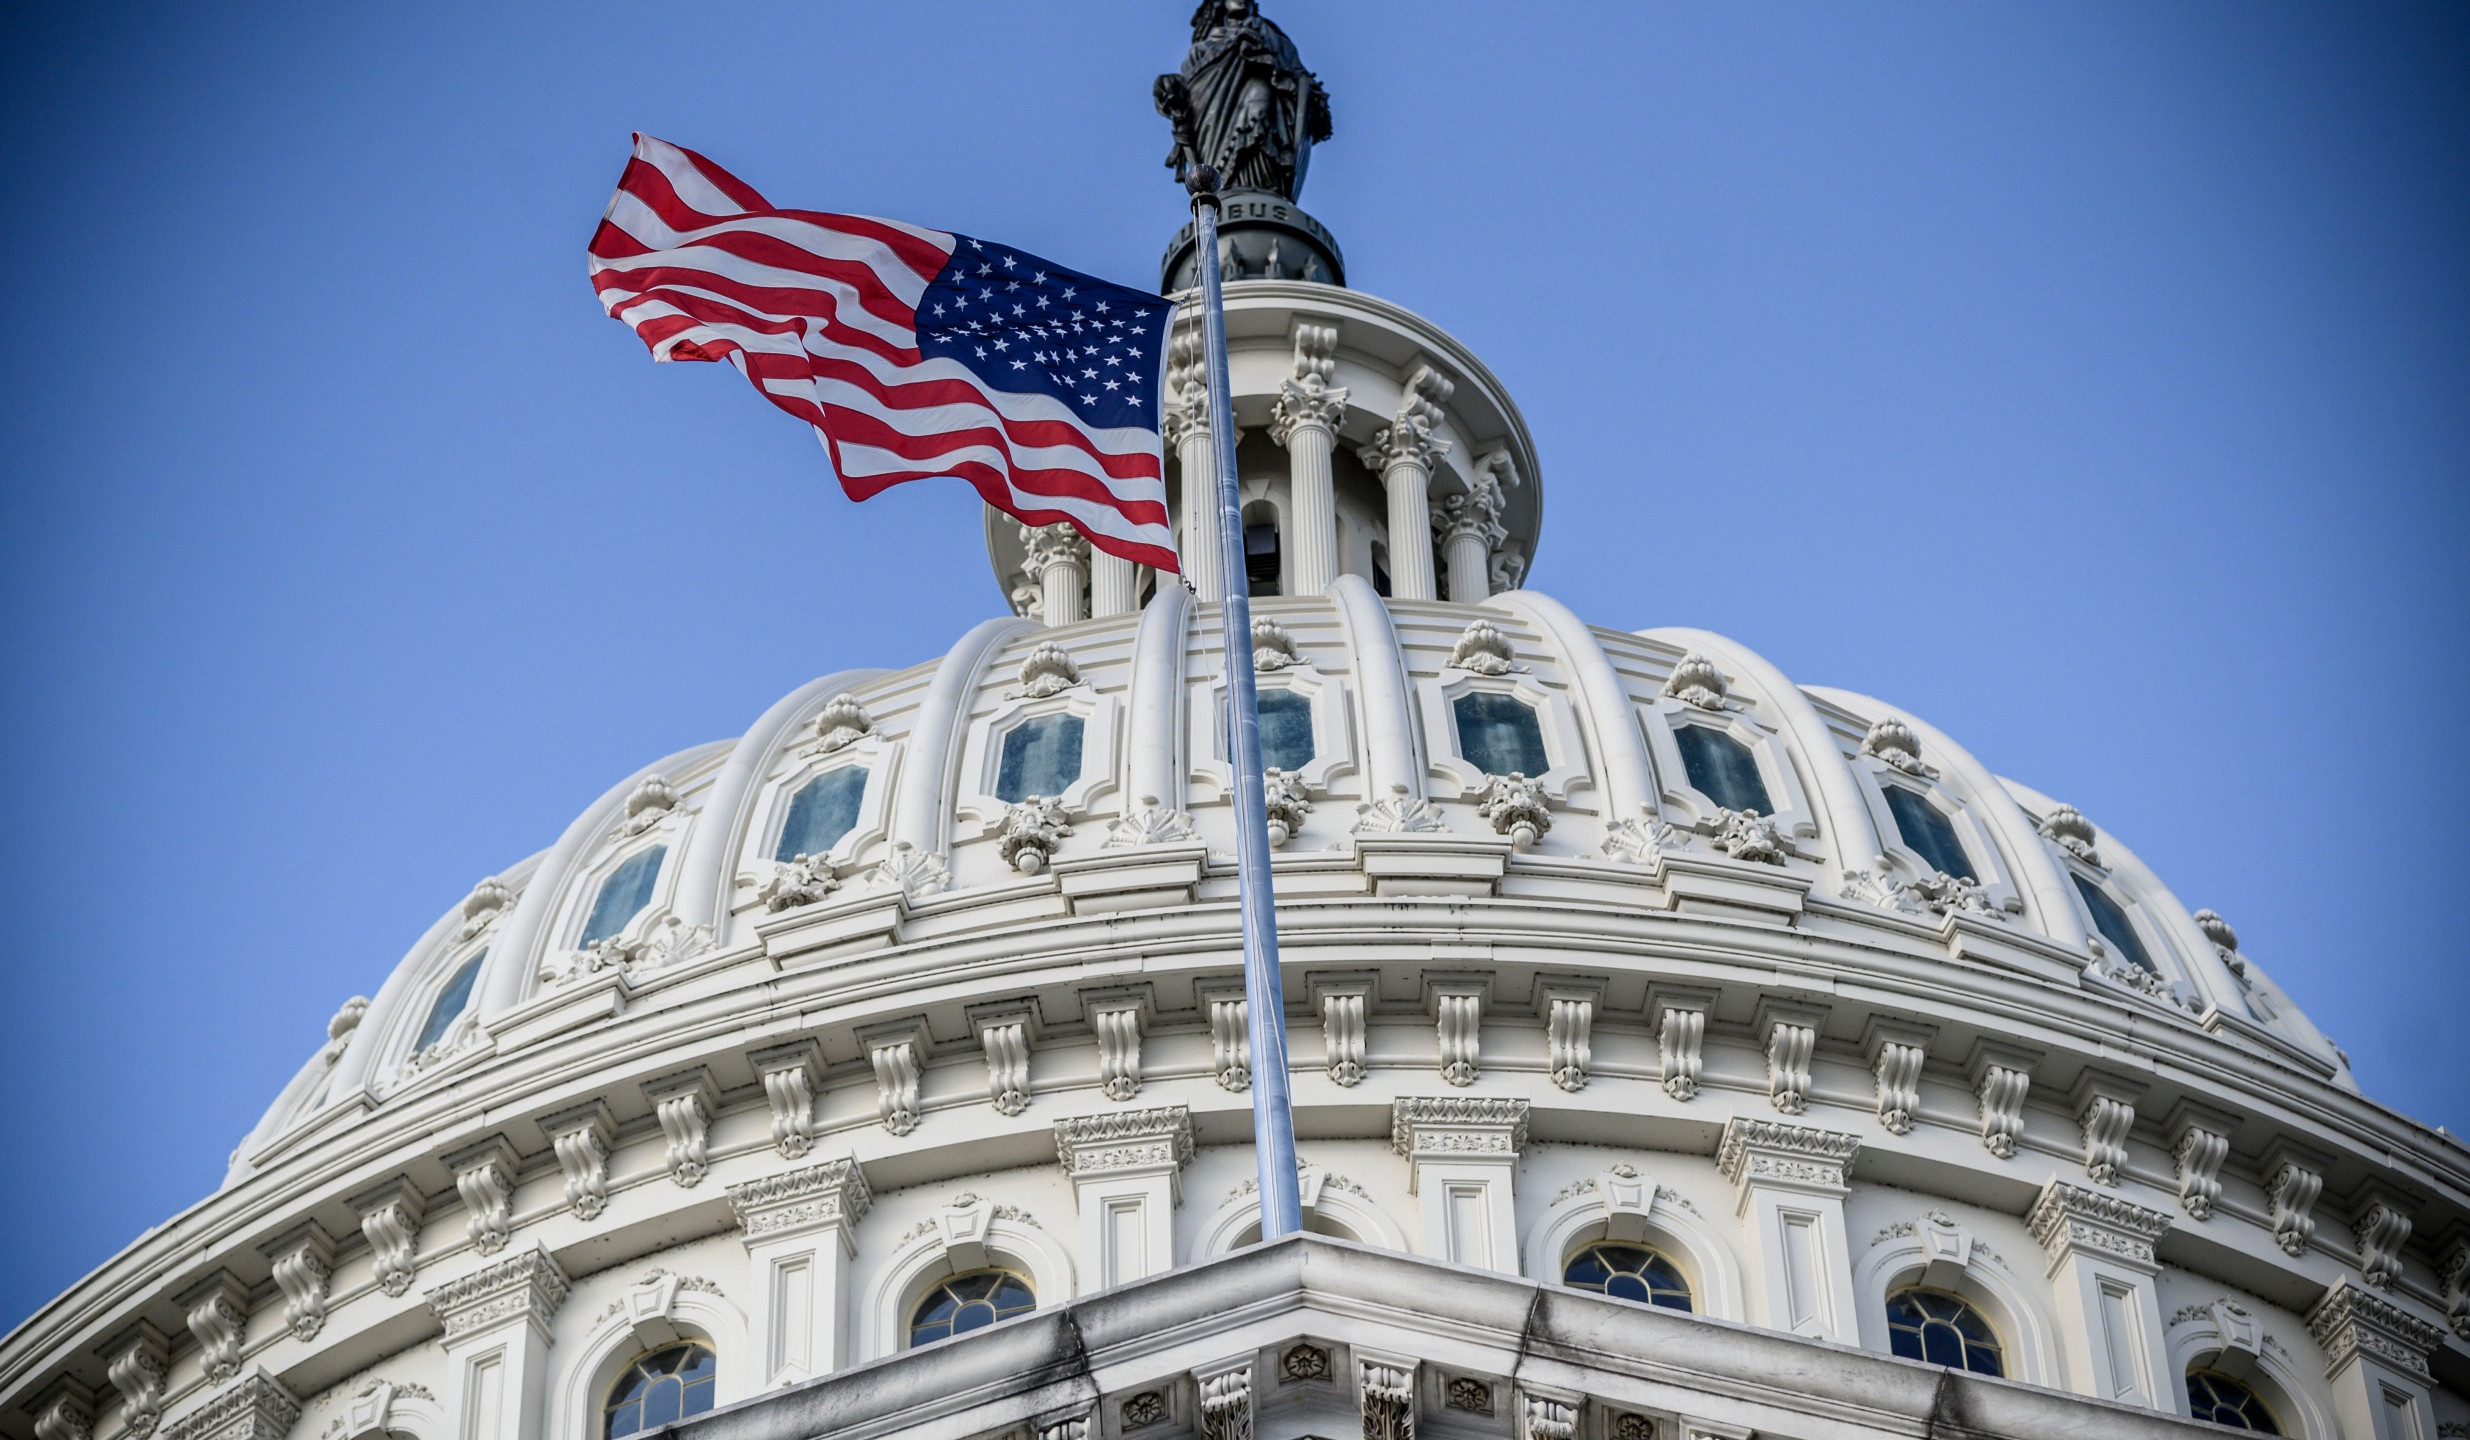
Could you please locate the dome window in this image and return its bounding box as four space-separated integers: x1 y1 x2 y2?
413 951 484 1052
909 1269 1036 1347
1882 787 1973 881
776 767 866 862
2185 1370 2282 1433
2073 874 2157 974
603 1341 716 1439
995 713 1085 804
581 846 666 945
1454 692 1548 778
1562 1243 1693 1313
1257 688 1315 771
1674 724 1771 815
1884 1288 2003 1376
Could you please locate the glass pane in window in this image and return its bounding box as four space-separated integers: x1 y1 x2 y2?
2186 1371 2281 1433
1673 724 1771 814
2074 874 2157 974
1245 520 1282 597
603 1344 715 1440
1256 689 1315 772
995 714 1085 803
776 767 867 861
910 1270 1036 1347
1885 1290 2003 1377
1560 1243 1693 1313
1454 692 1549 777
1883 787 1973 881
414 952 484 1051
581 847 666 944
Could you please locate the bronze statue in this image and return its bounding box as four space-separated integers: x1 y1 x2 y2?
1155 0 1332 202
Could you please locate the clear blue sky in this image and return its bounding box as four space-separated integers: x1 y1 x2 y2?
2 2 2462 1329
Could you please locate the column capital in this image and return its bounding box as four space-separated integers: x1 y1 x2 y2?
160 1373 297 1440
1389 1095 1530 1159
1716 1116 1860 1199
1054 1104 1193 1180
2026 1179 2171 1276
1021 522 1090 571
1430 470 1507 548
2306 1278 2446 1383
1271 375 1348 445
727 1156 874 1248
422 1245 570 1347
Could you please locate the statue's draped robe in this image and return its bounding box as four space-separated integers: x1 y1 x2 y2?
1170 15 1325 199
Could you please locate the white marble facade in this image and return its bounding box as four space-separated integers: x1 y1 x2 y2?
6 273 2465 1440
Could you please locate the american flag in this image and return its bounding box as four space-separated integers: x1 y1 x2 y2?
590 134 1182 571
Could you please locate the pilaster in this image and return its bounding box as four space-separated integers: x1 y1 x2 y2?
2025 1180 2172 1409
1054 1105 1193 1289
1715 1117 1861 1342
423 1245 569 1440
2306 1279 2446 1440
159 1373 297 1440
1390 1096 1529 1273
727 1156 873 1389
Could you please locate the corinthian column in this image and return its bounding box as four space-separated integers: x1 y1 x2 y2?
1359 363 1454 601
1432 463 1507 603
1162 326 1224 601
1090 552 1138 617
1270 322 1347 595
1022 523 1089 626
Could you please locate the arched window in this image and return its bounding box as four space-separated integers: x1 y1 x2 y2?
1882 788 1973 881
995 714 1085 803
1885 1289 2003 1376
1256 688 1315 772
1561 1244 1693 1313
2185 1370 2282 1433
909 1269 1036 1347
1454 692 1548 778
776 768 866 862
582 847 666 945
2073 875 2157 973
1674 724 1771 814
602 1342 716 1439
413 952 484 1052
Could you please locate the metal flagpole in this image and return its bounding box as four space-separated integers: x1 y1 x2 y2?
1188 166 1303 1240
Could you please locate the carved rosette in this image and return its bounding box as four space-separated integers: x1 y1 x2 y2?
617 773 680 835
725 1157 873 1242
1713 808 1787 865
864 842 950 903
1352 786 1445 835
2026 1180 2172 1274
422 1245 570 1343
1476 772 1551 849
456 875 515 940
1014 641 1084 700
753 854 838 912
1104 795 1194 849
1261 769 1312 847
997 795 1072 874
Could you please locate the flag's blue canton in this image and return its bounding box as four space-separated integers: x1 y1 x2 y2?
913 236 1177 434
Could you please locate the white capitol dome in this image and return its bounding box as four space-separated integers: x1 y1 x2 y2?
7 40 2466 1440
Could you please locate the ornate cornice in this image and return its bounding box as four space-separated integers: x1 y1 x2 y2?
726 1158 873 1240
160 1372 297 1440
1715 1117 1861 1195
1389 1096 1530 1159
2306 1279 2446 1383
421 1246 569 1342
2026 1180 2172 1274
1054 1106 1194 1177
